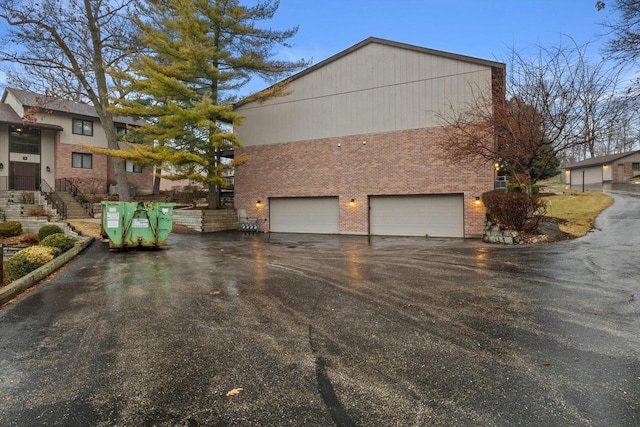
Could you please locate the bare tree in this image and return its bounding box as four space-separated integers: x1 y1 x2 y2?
0 0 141 200
597 1 640 64
603 102 640 153
578 58 630 157
438 40 625 193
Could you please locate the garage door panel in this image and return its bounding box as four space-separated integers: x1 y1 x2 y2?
270 197 339 234
370 195 463 237
571 167 603 185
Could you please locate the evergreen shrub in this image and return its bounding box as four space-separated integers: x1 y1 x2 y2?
5 246 61 283
38 224 63 241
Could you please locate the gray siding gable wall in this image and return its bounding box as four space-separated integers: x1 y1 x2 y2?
2 87 140 126
235 38 504 146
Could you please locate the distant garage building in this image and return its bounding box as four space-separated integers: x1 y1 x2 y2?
565 150 640 186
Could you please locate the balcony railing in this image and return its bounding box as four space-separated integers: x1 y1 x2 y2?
222 176 234 190
494 176 508 190
0 175 40 191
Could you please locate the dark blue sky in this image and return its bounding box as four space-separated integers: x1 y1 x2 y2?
268 0 611 64
0 1 626 95
237 0 626 95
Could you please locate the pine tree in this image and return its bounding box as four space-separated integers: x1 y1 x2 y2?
100 0 308 208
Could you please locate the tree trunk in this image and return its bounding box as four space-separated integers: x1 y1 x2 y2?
153 166 161 195
524 171 533 195
207 182 220 209
100 116 130 201
84 0 130 201
113 158 130 201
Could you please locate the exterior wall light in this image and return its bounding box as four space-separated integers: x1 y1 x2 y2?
349 199 355 207
494 162 500 171
474 196 481 206
46 166 51 172
256 200 261 207
0 163 3 170
603 164 609 169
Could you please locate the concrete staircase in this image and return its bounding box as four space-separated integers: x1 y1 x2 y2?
0 191 56 221
56 191 93 219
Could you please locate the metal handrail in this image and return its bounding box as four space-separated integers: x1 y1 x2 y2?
55 178 94 217
41 179 67 218
55 177 81 199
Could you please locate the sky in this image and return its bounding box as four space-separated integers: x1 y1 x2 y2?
269 0 614 65
0 0 626 95
248 0 625 93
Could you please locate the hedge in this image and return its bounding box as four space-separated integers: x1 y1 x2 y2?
38 224 63 241
39 234 78 254
5 246 62 283
0 221 22 238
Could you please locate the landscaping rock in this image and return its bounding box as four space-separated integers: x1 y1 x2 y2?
536 221 563 238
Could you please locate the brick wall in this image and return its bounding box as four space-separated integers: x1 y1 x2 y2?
55 140 109 192
126 165 155 195
234 127 493 237
107 157 155 195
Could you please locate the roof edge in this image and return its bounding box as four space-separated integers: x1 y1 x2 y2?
235 37 506 108
564 150 640 169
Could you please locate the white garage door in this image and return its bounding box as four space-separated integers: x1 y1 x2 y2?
370 195 464 237
270 197 339 234
570 167 602 185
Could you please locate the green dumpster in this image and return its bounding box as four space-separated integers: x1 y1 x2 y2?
101 201 176 249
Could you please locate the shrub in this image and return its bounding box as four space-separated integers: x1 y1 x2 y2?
69 177 107 194
38 224 63 241
507 183 540 195
40 233 78 253
5 246 61 283
482 190 547 232
20 233 40 245
0 221 22 238
19 192 35 204
28 208 55 218
507 183 524 193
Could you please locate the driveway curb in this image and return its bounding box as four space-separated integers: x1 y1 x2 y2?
0 237 95 306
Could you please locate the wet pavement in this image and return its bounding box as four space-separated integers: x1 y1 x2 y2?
1 189 640 426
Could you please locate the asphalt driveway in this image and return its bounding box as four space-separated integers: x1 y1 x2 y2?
1 188 639 426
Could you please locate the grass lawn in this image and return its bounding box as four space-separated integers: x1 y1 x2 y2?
542 189 614 237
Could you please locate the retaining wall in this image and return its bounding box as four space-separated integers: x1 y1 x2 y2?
173 209 238 233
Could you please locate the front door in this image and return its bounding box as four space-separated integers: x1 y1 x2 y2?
618 164 625 183
11 162 40 191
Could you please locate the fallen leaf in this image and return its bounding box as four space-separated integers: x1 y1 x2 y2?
226 387 243 396
209 291 221 296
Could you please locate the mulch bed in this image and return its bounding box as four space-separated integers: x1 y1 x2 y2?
519 216 573 244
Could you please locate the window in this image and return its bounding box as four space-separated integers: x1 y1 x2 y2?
633 162 640 172
9 126 41 155
72 118 93 136
126 160 143 173
116 124 141 143
72 152 92 169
